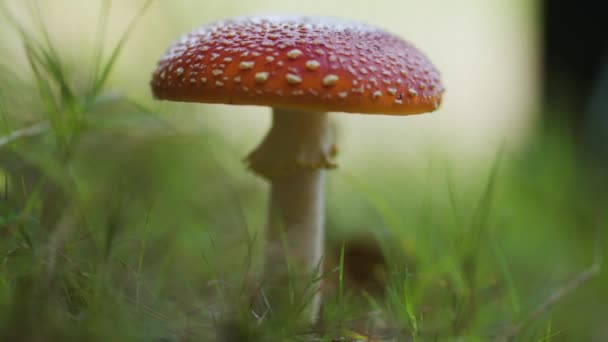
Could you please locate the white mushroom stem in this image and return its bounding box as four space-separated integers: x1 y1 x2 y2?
247 109 335 323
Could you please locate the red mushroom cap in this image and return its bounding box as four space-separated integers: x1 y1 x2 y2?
151 16 444 115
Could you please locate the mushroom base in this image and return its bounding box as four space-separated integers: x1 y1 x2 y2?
247 109 334 324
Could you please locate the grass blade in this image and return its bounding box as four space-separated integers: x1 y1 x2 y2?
89 0 112 94
90 0 155 97
0 121 49 148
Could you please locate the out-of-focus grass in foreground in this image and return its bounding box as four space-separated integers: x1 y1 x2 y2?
0 2 606 341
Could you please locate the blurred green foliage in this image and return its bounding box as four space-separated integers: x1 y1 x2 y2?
0 1 606 341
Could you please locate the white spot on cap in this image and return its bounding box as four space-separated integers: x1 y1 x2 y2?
292 90 304 96
201 77 207 83
287 49 303 59
322 74 339 86
175 67 184 76
239 61 255 70
215 81 224 87
338 92 348 99
305 60 320 70
212 69 223 76
255 72 269 83
408 88 418 97
223 57 233 62
395 99 403 104
400 70 409 77
266 56 275 62
286 74 303 84
387 87 397 95
372 90 382 99
234 76 242 83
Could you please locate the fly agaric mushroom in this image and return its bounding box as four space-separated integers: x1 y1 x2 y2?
150 16 443 323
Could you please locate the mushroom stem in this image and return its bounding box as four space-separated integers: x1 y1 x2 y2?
248 109 334 323
267 168 325 321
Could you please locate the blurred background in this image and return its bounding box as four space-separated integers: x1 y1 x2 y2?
0 0 606 341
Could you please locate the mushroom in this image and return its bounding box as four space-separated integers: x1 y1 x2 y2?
150 16 444 323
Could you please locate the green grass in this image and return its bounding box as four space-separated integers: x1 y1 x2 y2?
1 1 606 341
